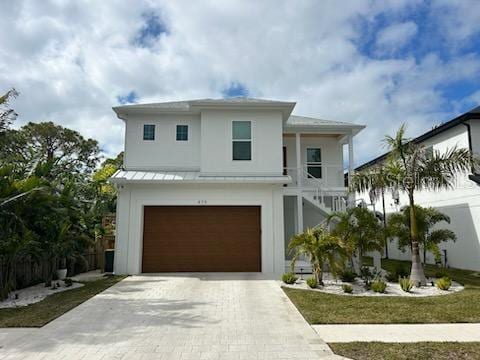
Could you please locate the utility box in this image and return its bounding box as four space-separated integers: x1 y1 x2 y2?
104 249 115 273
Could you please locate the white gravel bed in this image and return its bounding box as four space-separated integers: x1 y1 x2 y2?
0 280 84 308
284 277 464 297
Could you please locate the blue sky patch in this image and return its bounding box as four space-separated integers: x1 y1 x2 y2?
135 12 169 48
117 91 139 105
222 82 249 98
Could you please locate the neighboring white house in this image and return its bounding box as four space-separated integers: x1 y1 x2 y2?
356 106 480 271
109 98 364 278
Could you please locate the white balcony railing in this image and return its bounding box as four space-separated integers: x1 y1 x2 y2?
283 163 346 188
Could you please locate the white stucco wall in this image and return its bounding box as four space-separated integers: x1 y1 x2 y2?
200 110 284 175
114 183 285 278
123 114 201 171
283 135 344 187
358 125 480 271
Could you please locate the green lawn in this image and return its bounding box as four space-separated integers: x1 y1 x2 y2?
330 342 480 360
0 275 125 327
283 259 480 324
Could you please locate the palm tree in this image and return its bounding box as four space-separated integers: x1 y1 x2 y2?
288 226 347 285
352 125 474 285
387 205 456 265
354 164 392 258
327 207 384 270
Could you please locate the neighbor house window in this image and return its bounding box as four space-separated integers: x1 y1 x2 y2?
176 125 188 141
143 124 155 141
306 148 322 178
232 121 251 160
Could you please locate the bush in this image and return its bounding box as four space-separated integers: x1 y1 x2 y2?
342 284 353 294
371 280 387 293
435 277 452 291
306 278 318 288
399 277 414 292
340 269 357 282
386 264 410 282
434 268 449 279
282 272 298 285
64 278 73 287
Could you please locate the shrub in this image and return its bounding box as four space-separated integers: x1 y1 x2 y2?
306 278 318 288
282 272 298 285
340 269 357 283
399 277 414 292
386 265 410 283
435 277 452 291
434 268 449 279
342 284 353 294
64 278 73 287
371 280 387 293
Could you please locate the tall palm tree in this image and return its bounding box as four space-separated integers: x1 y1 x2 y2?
352 125 475 285
288 226 347 285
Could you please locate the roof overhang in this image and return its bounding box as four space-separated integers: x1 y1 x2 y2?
113 99 296 122
109 170 292 185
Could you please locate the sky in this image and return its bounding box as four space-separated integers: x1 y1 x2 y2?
1 0 480 165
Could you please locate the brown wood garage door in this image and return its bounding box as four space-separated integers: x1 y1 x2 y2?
142 206 261 272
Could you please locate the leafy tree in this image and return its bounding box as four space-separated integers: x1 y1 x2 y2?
387 205 456 264
328 207 384 269
351 125 475 285
0 121 100 180
288 226 347 285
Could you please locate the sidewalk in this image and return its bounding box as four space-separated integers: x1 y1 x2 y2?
313 323 480 343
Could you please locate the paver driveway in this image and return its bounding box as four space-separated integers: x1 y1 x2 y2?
0 274 341 359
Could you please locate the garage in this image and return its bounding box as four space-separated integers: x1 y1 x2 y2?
142 206 261 272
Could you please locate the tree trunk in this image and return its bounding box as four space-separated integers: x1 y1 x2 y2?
408 192 427 286
382 190 388 259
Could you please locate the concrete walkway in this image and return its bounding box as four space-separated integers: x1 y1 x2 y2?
313 323 480 343
0 274 344 359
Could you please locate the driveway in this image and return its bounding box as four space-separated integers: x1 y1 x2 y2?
0 274 341 359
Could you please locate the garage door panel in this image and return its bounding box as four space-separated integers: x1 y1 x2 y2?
142 206 261 272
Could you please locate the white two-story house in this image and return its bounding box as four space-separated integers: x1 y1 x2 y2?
356 106 480 271
110 98 364 277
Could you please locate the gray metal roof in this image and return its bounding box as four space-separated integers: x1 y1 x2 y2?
286 115 363 127
110 170 291 184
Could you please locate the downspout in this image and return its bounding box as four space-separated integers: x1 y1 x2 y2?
463 121 480 184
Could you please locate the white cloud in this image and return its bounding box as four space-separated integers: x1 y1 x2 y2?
375 21 418 52
0 0 479 165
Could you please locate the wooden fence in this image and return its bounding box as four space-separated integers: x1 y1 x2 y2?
6 252 99 292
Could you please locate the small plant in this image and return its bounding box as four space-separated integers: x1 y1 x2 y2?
340 269 357 282
342 284 353 294
64 278 73 287
399 277 414 292
371 280 387 293
386 264 410 282
360 266 381 289
306 278 318 288
435 277 452 291
282 272 298 285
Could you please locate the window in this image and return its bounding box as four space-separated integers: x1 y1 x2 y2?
232 121 251 160
306 148 322 178
425 145 434 158
176 125 188 141
143 124 155 141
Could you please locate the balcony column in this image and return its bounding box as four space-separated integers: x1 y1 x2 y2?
295 132 302 187
296 194 303 233
348 133 355 207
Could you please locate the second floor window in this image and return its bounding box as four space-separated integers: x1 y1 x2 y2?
176 125 188 141
143 124 155 141
307 148 322 178
232 121 251 161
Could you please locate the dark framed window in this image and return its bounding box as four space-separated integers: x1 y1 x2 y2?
176 125 188 141
232 121 251 160
143 124 155 141
306 148 322 178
